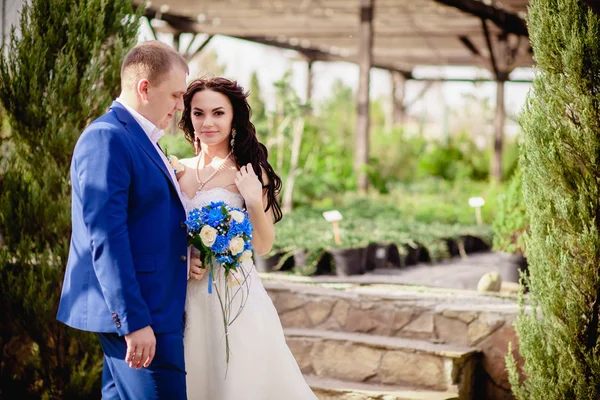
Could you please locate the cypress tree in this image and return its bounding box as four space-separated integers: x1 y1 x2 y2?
0 1 140 398
506 0 600 398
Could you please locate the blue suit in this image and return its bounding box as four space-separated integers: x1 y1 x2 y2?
57 102 189 399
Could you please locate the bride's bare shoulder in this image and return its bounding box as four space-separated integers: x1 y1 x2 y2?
171 156 198 180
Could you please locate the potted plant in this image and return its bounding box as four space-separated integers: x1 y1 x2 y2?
492 169 529 283
328 232 370 276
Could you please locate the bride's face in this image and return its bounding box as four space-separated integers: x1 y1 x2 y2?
190 89 233 149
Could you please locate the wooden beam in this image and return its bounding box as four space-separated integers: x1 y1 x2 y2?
234 35 412 75
184 35 214 62
410 77 532 83
481 18 500 80
458 35 480 57
141 7 198 32
355 0 374 192
432 0 528 36
492 79 505 181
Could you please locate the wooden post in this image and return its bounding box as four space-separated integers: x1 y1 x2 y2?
355 0 374 192
306 59 313 107
392 70 406 126
492 78 505 181
332 220 341 245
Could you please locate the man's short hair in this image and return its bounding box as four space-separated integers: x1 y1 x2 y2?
121 40 189 90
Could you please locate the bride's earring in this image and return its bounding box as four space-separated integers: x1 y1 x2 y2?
230 128 237 148
193 135 200 155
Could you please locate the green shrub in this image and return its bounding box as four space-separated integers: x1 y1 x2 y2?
492 169 527 255
0 1 140 397
506 0 600 398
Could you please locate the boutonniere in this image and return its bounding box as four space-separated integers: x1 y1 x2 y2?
168 155 185 174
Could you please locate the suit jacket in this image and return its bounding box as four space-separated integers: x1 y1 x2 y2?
57 101 189 335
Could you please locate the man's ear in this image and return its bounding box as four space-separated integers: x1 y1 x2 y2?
137 79 150 101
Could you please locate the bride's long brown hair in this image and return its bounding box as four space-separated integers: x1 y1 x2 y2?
179 77 283 223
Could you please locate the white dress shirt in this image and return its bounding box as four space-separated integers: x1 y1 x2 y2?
115 98 183 205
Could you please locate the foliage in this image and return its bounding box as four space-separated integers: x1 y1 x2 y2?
506 1 600 398
492 168 528 255
159 132 195 159
248 70 266 122
0 1 140 398
269 181 497 276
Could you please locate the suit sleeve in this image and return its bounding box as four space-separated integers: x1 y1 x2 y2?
73 126 152 335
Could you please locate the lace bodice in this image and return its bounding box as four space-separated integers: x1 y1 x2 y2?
182 187 245 214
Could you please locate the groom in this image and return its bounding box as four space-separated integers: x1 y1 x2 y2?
57 40 199 399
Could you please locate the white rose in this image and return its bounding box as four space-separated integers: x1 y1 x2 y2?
200 226 217 248
239 250 253 263
229 236 245 255
168 155 185 173
230 210 245 223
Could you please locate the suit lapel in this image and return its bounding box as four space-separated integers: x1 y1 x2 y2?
110 102 183 205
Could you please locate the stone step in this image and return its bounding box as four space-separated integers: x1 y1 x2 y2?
307 376 459 400
285 328 479 398
264 279 518 348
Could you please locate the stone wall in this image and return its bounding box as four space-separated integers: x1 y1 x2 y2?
265 283 524 399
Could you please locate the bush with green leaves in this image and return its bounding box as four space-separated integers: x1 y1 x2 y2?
270 190 494 276
0 1 140 398
492 169 527 256
505 1 600 398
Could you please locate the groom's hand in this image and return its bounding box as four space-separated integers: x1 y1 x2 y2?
125 325 156 369
189 257 207 281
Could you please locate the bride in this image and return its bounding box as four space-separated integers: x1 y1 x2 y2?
174 76 317 400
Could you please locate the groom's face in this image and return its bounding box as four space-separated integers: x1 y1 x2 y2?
144 65 187 130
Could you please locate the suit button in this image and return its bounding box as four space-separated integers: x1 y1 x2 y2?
180 222 187 230
116 322 121 328
180 255 187 262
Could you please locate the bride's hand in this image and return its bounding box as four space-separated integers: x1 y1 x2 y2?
189 257 207 281
235 163 263 208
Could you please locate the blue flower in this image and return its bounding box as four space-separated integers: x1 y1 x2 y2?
216 255 235 265
185 209 203 233
185 220 200 233
203 206 227 228
186 209 201 222
211 235 229 254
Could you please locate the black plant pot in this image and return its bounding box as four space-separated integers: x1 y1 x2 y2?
253 251 294 272
366 243 387 271
404 244 420 266
463 235 491 253
331 247 367 276
314 251 334 276
386 244 404 268
419 245 431 263
446 238 460 257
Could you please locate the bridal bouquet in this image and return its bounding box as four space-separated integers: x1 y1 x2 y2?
185 201 254 368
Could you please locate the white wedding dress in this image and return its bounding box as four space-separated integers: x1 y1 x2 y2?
182 188 317 400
